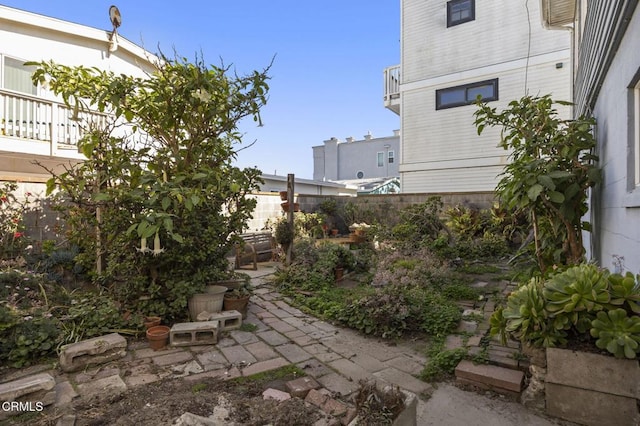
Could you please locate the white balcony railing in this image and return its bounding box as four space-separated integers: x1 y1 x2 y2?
383 65 400 115
0 88 108 156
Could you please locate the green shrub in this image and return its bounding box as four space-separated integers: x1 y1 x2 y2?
4 315 60 368
421 347 468 382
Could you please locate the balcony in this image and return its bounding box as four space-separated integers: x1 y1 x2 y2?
383 64 400 115
1 88 107 163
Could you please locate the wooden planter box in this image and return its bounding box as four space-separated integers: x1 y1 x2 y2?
545 348 640 426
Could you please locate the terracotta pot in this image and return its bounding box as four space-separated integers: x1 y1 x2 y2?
280 202 299 212
331 229 339 236
223 294 251 319
146 325 170 351
143 316 161 329
279 191 288 201
335 267 344 281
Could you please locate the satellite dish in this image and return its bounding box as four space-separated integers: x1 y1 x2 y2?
108 5 121 51
109 5 122 29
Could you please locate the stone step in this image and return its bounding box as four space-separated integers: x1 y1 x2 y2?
455 360 524 395
59 333 127 373
170 321 219 346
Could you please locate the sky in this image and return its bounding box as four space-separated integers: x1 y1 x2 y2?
1 1 400 179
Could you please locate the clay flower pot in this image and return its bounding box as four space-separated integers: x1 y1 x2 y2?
279 190 288 201
143 316 161 329
223 293 251 319
146 325 170 351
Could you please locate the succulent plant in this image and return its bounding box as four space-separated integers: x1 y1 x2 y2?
543 263 610 317
607 272 640 314
590 308 640 359
501 277 566 347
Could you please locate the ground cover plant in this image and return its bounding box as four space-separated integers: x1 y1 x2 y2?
273 198 516 345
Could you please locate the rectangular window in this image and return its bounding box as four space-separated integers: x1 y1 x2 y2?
377 152 384 167
388 150 395 164
447 0 475 27
3 56 37 95
436 78 498 110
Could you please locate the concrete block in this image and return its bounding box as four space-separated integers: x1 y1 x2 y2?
0 372 55 402
285 376 321 398
546 383 640 426
170 321 219 346
455 360 523 393
546 348 640 398
59 333 127 372
200 310 243 331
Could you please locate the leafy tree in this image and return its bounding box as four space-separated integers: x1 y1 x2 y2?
474 95 600 272
30 55 270 319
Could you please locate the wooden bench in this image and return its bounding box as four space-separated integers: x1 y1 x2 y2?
234 231 276 270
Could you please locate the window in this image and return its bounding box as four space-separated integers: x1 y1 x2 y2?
388 150 395 164
436 78 498 110
377 152 384 167
2 56 37 95
447 0 475 27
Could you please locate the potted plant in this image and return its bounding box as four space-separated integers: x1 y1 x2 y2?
223 282 252 319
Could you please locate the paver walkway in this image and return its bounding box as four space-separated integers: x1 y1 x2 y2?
2 262 566 425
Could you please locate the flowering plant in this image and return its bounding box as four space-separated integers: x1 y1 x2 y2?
0 183 31 259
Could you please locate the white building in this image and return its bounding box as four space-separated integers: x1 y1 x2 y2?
384 0 572 193
541 0 640 272
0 5 157 194
312 131 400 182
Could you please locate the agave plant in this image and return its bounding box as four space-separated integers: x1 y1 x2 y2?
607 272 640 314
590 308 640 359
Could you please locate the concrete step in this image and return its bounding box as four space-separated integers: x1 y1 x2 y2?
455 360 524 396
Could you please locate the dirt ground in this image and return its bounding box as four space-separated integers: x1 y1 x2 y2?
18 371 335 426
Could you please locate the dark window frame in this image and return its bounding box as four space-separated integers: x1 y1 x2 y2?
447 0 475 27
436 78 498 110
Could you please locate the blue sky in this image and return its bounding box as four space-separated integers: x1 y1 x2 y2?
2 1 400 179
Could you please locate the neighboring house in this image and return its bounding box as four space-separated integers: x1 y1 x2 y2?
384 0 572 193
258 173 357 196
312 131 400 183
0 5 157 195
541 0 640 272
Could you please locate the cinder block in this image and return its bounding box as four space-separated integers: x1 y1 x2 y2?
455 360 523 393
200 310 242 331
59 333 127 373
170 321 219 346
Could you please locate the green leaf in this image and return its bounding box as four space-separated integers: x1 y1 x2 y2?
548 191 565 203
161 196 171 211
527 184 543 201
537 175 555 190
